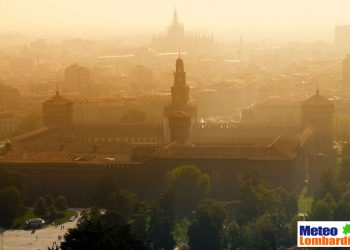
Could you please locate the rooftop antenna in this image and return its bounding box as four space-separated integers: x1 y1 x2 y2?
316 80 319 96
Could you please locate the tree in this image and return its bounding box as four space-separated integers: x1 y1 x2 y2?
173 218 190 247
78 206 101 224
0 186 23 227
225 220 241 250
119 109 147 124
339 157 350 183
106 189 138 219
44 194 55 206
334 200 350 220
93 177 118 207
61 212 149 250
0 170 24 191
242 213 281 250
54 195 68 212
276 187 298 220
34 197 48 218
169 165 211 216
331 190 350 221
237 174 281 224
284 215 299 247
47 204 58 220
241 211 298 250
314 169 341 201
308 193 336 221
188 201 227 250
149 191 176 250
130 202 150 247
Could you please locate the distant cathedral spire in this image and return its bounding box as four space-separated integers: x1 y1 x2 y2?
173 6 178 25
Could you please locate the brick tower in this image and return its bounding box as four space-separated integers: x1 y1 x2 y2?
164 56 196 143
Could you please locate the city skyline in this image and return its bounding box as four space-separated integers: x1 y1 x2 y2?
1 2 350 249
1 0 350 41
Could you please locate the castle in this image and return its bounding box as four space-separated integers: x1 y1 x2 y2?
0 57 335 203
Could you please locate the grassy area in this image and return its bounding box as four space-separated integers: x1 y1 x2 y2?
298 186 313 215
11 209 78 229
53 210 77 225
11 208 35 229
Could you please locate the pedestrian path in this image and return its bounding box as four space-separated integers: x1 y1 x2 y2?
1 213 79 250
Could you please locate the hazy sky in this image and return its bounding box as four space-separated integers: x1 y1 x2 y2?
1 0 350 40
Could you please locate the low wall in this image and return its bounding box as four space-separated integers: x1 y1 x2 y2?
0 158 304 206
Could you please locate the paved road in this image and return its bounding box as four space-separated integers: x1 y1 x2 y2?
2 214 79 250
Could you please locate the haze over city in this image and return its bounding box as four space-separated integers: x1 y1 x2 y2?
1 0 350 41
2 1 350 249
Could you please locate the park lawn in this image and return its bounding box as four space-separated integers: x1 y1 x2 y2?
53 210 77 225
298 186 313 215
11 209 78 229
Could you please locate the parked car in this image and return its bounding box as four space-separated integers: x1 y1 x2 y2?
69 216 76 221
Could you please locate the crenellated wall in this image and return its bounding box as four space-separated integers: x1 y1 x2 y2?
194 123 300 139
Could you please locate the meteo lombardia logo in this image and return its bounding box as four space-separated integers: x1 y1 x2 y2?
298 221 350 247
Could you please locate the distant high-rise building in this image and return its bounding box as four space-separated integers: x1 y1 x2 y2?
343 54 350 87
64 64 90 93
164 57 197 143
152 8 214 51
335 25 350 45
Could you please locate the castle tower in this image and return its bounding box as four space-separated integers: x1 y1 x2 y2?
42 88 73 138
301 89 335 152
164 56 196 143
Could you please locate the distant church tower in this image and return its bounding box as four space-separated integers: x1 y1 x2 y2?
42 88 73 139
164 56 197 143
301 89 335 152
